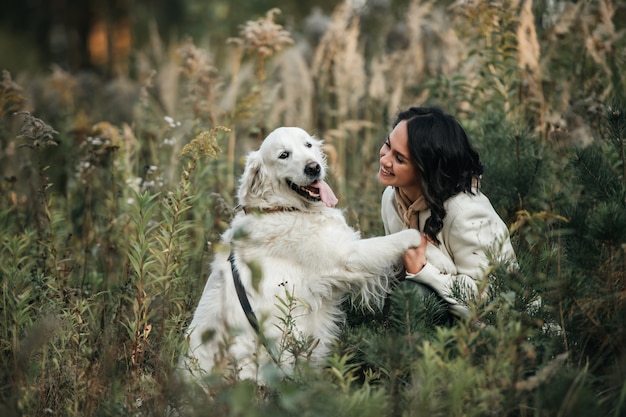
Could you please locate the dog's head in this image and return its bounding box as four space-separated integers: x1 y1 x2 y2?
238 127 337 211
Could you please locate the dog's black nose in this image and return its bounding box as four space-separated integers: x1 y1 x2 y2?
304 162 321 177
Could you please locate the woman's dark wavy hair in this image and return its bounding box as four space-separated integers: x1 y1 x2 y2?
393 106 484 244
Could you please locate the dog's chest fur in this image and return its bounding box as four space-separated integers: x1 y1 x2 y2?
223 209 359 345
229 208 357 268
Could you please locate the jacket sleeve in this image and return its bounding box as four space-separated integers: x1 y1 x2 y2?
405 196 514 317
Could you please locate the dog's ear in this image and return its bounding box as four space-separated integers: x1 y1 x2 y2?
237 150 267 204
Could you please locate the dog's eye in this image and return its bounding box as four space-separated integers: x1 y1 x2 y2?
278 151 290 159
305 142 312 148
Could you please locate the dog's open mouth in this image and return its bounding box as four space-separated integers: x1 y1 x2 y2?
286 179 339 207
286 179 322 202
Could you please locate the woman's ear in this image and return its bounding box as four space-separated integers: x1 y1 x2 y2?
237 151 267 204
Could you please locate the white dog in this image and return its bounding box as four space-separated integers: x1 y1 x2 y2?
181 127 421 382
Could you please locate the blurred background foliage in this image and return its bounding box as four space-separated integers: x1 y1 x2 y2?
1 0 342 76
1 0 626 415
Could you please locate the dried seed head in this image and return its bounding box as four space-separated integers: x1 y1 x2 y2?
230 8 294 59
15 111 59 149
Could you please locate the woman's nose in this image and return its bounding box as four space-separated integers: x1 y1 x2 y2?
380 148 390 165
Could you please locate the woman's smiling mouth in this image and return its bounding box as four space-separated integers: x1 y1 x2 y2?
380 166 393 176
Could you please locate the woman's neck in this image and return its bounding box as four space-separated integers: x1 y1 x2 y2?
399 185 422 204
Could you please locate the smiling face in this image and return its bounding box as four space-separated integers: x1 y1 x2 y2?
238 127 336 210
261 127 326 200
378 120 422 200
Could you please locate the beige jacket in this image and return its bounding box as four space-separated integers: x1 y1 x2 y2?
381 186 516 317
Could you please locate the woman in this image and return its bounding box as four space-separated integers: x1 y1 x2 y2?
378 106 516 318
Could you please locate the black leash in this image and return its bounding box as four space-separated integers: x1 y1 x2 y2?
228 251 285 370
229 252 261 334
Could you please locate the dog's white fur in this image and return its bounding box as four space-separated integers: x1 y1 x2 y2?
182 127 421 381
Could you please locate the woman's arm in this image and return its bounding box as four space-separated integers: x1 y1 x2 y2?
405 194 515 316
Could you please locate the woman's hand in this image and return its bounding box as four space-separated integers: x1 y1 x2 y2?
403 233 428 274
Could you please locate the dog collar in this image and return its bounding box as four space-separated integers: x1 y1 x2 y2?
242 206 298 215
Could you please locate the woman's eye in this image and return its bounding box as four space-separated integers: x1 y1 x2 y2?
279 151 290 159
305 142 312 148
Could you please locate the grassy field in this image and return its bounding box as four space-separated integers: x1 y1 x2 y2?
1 1 626 415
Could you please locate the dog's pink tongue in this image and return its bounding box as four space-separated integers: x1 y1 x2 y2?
318 180 338 207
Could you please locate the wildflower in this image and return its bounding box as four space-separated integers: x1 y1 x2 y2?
141 180 155 192
126 177 142 191
1 70 27 117
15 111 59 149
164 115 181 128
228 8 294 82
179 128 227 161
232 8 294 59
